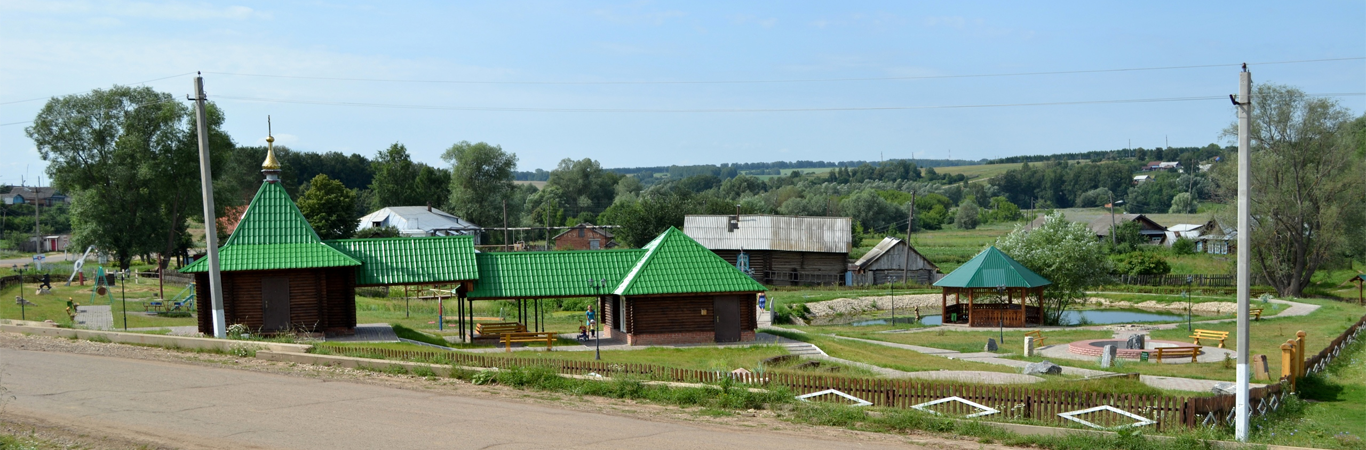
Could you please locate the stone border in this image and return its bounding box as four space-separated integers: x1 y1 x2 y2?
0 324 311 354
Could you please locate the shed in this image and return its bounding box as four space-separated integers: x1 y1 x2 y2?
1089 214 1167 244
932 246 1050 327
848 237 941 285
467 227 765 345
683 214 851 286
552 222 617 250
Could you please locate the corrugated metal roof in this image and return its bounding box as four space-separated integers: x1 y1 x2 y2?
182 182 359 273
325 236 479 286
683 215 851 253
615 227 766 296
933 246 1050 289
467 249 647 299
357 206 479 237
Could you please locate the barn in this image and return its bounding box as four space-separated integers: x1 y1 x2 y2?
683 214 851 286
848 237 941 285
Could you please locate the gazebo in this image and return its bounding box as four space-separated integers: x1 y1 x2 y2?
932 246 1051 327
1355 274 1365 306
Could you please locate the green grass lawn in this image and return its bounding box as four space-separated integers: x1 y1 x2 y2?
0 279 197 329
1246 337 1366 449
905 221 1017 272
832 328 1114 354
762 328 1020 374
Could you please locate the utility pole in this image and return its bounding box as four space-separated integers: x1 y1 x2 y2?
502 199 509 252
1108 192 1117 246
34 176 41 248
903 191 915 285
190 73 226 338
1233 64 1252 442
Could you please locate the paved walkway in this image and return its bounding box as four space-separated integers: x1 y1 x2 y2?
326 323 399 342
72 305 113 330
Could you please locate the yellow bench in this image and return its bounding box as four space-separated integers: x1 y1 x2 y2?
1023 330 1047 346
475 322 526 337
1190 329 1229 348
1152 346 1201 363
501 332 556 352
1250 308 1264 321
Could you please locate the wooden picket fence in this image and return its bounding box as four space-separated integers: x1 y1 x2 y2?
1115 274 1236 287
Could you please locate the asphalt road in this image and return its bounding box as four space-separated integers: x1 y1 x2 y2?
0 348 927 450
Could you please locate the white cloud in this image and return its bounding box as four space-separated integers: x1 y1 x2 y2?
1 1 270 20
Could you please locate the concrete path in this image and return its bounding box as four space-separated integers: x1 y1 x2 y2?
72 304 113 330
0 348 938 450
325 323 398 342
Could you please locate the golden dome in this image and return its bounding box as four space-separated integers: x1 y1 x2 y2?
262 135 281 170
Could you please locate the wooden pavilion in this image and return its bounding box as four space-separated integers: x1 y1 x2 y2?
932 246 1051 327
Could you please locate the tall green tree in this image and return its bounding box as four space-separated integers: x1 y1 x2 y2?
26 86 232 269
443 141 517 232
371 143 427 208
1217 84 1366 297
996 212 1111 325
546 158 620 216
297 174 358 240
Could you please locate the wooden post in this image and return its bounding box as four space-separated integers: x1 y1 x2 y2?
1281 341 1296 391
1295 331 1306 378
941 289 947 324
967 289 974 326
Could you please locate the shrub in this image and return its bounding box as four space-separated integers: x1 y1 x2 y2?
1113 251 1171 275
1171 237 1196 255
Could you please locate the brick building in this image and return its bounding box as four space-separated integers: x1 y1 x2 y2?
552 223 616 250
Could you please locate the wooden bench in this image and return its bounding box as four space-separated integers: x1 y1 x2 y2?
501 332 556 352
1152 346 1201 363
1190 329 1229 348
1250 308 1264 321
1023 330 1047 346
475 322 526 337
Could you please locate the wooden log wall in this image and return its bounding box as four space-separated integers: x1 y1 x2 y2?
195 268 356 335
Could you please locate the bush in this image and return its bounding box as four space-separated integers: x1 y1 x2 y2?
1113 251 1171 275
1171 237 1196 255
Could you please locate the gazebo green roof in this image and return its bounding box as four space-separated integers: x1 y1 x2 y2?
325 235 478 286
932 246 1051 289
467 249 647 299
614 227 765 296
182 182 359 273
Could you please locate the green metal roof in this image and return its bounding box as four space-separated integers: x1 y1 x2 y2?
182 182 359 273
614 227 766 296
325 236 479 286
467 249 647 299
932 246 1051 289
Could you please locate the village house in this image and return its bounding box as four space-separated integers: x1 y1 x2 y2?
357 206 481 242
683 214 851 286
3 186 68 206
552 222 617 250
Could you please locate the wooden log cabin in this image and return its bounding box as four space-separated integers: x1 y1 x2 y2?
683 215 851 286
848 237 942 285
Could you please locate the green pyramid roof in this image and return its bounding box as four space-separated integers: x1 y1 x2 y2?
614 227 766 296
326 236 478 286
932 246 1051 289
468 249 647 299
182 182 359 273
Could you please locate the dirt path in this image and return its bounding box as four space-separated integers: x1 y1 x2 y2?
0 333 1013 450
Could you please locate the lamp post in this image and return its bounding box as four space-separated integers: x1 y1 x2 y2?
1107 195 1125 247
121 269 128 331
589 278 607 360
13 264 23 321
1185 275 1193 333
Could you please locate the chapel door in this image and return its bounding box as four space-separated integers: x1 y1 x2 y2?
262 276 291 332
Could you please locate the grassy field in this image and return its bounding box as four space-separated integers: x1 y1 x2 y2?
0 278 197 329
763 328 1020 374
906 221 1016 272
832 328 1114 354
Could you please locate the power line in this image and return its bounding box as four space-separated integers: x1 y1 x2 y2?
211 93 1365 114
203 57 1366 85
0 97 190 127
0 72 195 106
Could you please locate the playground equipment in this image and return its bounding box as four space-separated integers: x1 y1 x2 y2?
87 266 115 306
168 282 196 311
66 245 96 286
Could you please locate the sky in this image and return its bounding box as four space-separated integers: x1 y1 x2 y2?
1 1 1363 185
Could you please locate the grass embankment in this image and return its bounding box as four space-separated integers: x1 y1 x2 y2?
1244 336 1366 449
834 328 1113 354
319 339 793 373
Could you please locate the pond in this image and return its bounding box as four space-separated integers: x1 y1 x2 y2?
850 309 1189 327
